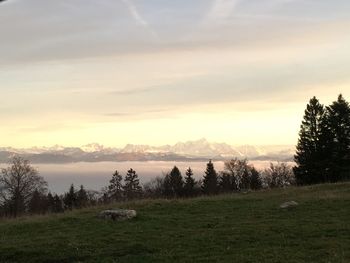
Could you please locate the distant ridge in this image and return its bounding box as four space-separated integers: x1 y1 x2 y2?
0 139 294 164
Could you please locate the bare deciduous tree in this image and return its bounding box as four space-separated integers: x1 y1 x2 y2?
221 158 253 191
0 156 47 217
263 162 295 188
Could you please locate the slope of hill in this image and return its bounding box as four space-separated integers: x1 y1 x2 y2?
0 183 349 263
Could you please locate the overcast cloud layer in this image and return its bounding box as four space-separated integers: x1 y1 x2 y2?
0 0 349 147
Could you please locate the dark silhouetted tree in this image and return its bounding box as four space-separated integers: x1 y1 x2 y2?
169 166 184 197
86 190 100 206
77 185 88 208
143 176 165 198
53 194 64 213
220 159 262 191
202 160 218 195
241 166 251 190
250 167 262 190
47 192 55 213
325 94 350 182
100 192 110 205
184 167 196 197
108 170 124 201
123 169 142 200
47 192 63 213
28 190 48 215
0 156 47 217
221 159 252 191
219 172 235 193
294 97 327 185
63 184 77 210
162 173 172 197
264 163 294 188
221 159 238 191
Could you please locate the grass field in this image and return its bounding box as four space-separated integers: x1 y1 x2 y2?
0 183 349 263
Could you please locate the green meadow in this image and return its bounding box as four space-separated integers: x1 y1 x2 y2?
0 183 349 263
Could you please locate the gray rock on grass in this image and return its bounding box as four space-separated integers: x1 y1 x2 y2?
99 209 137 221
280 201 298 209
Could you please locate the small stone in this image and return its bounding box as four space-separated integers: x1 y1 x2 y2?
280 201 298 209
99 209 137 221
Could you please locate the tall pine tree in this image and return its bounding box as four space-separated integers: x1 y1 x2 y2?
47 192 55 213
250 167 262 190
169 166 184 197
294 97 326 185
76 185 88 208
53 194 64 213
28 190 46 215
63 184 77 210
108 170 124 201
202 160 218 195
162 173 173 197
325 94 350 182
123 168 142 200
184 167 196 197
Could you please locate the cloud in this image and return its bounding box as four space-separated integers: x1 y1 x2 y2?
18 122 85 133
103 112 130 117
109 87 156 96
101 108 178 122
206 0 241 22
204 0 303 25
104 108 172 118
121 0 158 39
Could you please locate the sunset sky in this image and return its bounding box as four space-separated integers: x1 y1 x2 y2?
1 0 350 148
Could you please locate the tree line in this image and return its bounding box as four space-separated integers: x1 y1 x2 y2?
141 160 294 199
0 156 294 217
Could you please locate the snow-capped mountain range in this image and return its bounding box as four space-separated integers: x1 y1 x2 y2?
0 139 295 163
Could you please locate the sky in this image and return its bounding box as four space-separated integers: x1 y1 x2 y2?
0 0 350 148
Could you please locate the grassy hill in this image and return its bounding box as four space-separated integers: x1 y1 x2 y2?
0 183 349 263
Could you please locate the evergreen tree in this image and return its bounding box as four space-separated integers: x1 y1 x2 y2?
77 185 88 208
325 94 350 182
318 112 335 183
169 166 184 197
184 167 195 197
63 184 77 210
123 168 142 200
202 160 218 195
241 167 251 190
28 190 47 214
162 173 173 197
47 192 55 213
108 170 124 201
8 195 25 218
53 195 64 213
101 192 110 205
250 167 262 190
294 97 327 185
47 192 63 213
219 172 235 192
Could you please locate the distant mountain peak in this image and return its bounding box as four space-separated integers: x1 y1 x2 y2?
120 138 239 158
81 143 105 153
0 139 295 164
